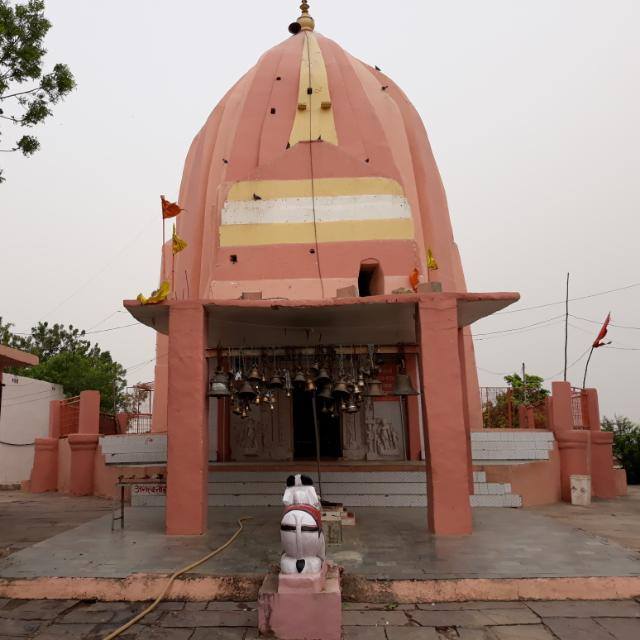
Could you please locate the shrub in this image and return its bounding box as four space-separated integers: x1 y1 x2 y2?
602 416 640 484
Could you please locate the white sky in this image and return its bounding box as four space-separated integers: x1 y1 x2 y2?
1 1 638 420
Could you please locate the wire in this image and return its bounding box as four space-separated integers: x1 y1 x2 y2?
85 323 140 335
0 440 34 447
88 310 123 331
542 346 592 381
569 313 640 330
473 319 565 342
473 314 564 337
495 281 640 315
604 345 640 352
102 517 252 640
304 32 326 300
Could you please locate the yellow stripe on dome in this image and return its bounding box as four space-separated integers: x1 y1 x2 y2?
220 219 414 247
289 33 338 146
227 177 404 201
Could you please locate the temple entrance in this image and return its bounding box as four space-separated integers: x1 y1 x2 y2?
292 389 342 459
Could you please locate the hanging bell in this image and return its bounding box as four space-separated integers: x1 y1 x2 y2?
316 367 331 385
317 384 333 401
393 372 419 396
247 365 261 382
232 401 242 416
238 381 257 401
305 374 316 392
363 378 385 397
208 369 231 398
293 369 306 387
357 371 366 390
332 378 350 399
268 373 284 389
345 396 360 413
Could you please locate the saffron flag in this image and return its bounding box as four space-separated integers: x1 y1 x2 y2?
137 281 170 305
410 268 421 292
172 224 188 255
161 195 183 220
427 248 439 271
593 312 612 348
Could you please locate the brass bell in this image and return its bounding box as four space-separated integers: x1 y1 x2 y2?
393 372 419 396
293 369 306 387
345 396 360 413
363 378 385 397
232 401 242 415
208 369 231 398
238 381 257 401
305 375 316 392
332 378 349 399
247 365 261 382
316 367 331 385
268 373 284 389
357 371 366 390
317 384 333 401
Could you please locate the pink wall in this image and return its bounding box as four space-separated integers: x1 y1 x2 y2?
483 443 562 507
57 438 71 494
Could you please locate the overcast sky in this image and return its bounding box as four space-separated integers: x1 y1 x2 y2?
1 0 638 420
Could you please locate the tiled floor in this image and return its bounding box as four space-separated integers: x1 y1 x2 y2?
1 598 640 639
2 505 640 581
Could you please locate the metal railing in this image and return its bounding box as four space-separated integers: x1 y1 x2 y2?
99 413 118 436
59 396 80 436
125 413 152 434
480 387 549 429
571 388 585 429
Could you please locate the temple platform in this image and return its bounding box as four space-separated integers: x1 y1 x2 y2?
1 503 639 603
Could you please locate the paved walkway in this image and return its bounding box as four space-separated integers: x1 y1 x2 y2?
1 599 639 639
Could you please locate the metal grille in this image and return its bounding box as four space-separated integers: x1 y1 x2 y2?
59 396 80 436
480 387 514 429
126 413 152 434
571 389 585 429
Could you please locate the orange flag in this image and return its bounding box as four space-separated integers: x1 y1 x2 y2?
161 195 183 220
410 268 421 292
593 313 612 348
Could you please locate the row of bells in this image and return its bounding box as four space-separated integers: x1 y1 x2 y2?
208 364 419 403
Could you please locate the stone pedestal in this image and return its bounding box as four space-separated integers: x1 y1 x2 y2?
68 433 99 496
258 563 341 640
557 431 590 503
591 431 617 499
30 438 59 493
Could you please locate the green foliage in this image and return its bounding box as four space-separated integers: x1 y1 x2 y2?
0 317 127 412
0 0 75 183
603 416 640 485
482 373 550 429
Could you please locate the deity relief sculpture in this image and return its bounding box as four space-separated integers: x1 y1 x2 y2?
280 474 326 575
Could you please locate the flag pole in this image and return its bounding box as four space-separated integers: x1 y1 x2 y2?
563 273 570 381
582 346 595 389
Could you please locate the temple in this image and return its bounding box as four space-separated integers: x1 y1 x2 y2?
120 2 617 538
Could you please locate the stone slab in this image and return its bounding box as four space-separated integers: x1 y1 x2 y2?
385 627 442 640
527 600 640 618
595 617 640 640
159 610 256 627
543 617 616 639
491 626 556 639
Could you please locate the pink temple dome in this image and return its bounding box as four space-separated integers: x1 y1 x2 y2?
168 28 470 302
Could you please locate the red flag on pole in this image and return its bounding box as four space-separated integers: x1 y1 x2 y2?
592 313 612 348
161 195 183 219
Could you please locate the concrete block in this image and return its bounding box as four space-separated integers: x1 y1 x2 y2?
259 564 341 640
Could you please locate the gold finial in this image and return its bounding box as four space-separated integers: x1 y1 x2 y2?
297 1 315 32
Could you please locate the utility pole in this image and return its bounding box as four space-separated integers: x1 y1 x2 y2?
522 362 527 405
563 273 570 381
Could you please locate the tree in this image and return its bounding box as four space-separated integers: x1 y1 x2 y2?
0 318 127 412
482 372 550 429
0 0 75 183
603 416 640 485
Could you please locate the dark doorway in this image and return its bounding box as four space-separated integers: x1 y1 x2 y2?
358 259 383 297
292 389 342 459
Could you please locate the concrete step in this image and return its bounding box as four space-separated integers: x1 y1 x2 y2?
131 469 520 508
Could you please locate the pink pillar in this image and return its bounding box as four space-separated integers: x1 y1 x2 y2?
582 389 616 498
152 333 169 433
457 329 474 493
417 297 472 536
166 303 208 535
405 354 422 461
550 381 573 432
78 390 100 434
30 438 59 492
48 400 62 438
556 431 590 502
68 433 99 496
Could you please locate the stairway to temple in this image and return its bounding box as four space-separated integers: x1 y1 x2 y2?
131 470 522 508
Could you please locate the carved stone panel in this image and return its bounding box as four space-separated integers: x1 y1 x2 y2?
365 399 405 461
230 390 293 461
341 410 367 460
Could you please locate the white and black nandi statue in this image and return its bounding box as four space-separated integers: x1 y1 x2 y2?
280 474 326 575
